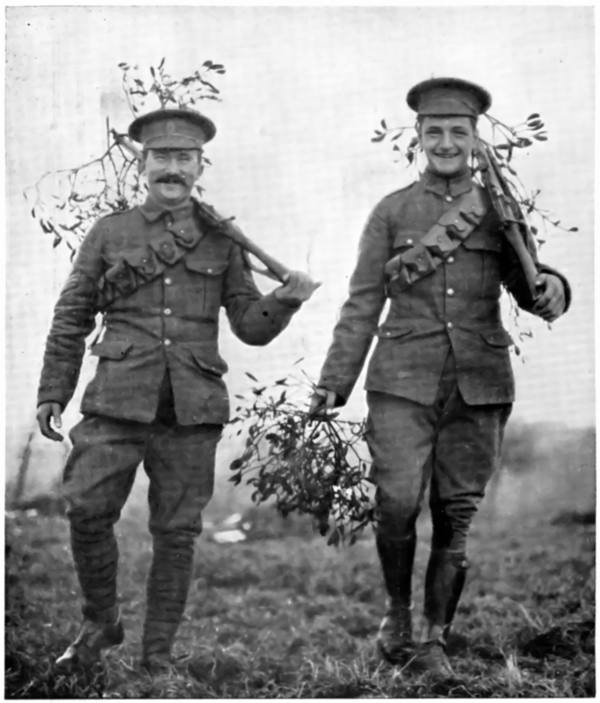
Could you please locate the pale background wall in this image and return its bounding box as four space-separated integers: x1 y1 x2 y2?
4 5 595 495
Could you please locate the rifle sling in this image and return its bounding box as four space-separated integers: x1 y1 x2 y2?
384 186 488 292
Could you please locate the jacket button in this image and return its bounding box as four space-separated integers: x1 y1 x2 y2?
207 268 213 273
447 321 454 329
447 288 455 296
164 308 172 316
445 195 453 202
164 277 172 285
406 238 413 245
447 256 455 264
164 338 172 346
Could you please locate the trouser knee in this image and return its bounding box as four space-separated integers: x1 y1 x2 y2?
68 507 120 535
430 498 479 553
374 488 421 541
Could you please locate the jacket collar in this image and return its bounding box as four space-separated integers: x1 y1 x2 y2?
421 167 474 198
139 196 195 224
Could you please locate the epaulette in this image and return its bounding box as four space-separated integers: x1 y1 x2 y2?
97 206 135 222
382 180 418 201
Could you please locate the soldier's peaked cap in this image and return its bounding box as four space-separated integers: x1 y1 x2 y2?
128 108 216 148
406 77 491 118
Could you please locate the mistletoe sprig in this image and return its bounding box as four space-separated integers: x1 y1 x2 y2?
119 57 225 115
24 59 226 259
24 128 143 257
371 112 578 246
228 371 374 546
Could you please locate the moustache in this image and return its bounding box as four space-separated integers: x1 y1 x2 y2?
155 175 187 185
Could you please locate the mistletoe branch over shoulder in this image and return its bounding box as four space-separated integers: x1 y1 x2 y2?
371 111 578 246
24 59 226 259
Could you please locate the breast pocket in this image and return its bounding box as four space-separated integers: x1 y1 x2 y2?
392 229 423 252
462 230 503 298
183 259 228 314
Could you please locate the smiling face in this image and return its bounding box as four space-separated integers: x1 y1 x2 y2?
418 115 477 178
142 148 203 208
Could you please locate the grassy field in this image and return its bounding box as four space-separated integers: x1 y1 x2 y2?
5 456 595 699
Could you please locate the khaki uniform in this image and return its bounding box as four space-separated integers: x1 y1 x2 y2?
318 167 570 549
39 198 298 423
38 196 300 655
321 74 571 671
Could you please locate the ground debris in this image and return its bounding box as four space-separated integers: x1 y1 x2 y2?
521 620 594 659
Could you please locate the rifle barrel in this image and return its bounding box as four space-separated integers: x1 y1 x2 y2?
476 142 539 300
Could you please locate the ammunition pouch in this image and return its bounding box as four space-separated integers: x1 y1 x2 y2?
97 200 218 309
384 187 488 293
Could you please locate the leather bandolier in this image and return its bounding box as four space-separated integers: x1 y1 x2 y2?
383 187 487 292
97 199 227 309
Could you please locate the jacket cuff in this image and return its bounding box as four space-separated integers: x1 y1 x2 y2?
316 378 352 407
37 384 70 410
261 292 301 317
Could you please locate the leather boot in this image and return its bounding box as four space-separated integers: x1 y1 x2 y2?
414 548 468 677
141 534 194 672
376 531 416 663
56 610 124 669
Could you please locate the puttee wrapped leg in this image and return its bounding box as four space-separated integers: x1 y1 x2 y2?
142 532 195 669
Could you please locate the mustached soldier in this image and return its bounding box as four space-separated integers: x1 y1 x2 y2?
37 108 317 672
310 78 570 675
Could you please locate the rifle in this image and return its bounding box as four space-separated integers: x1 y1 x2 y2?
113 130 319 289
474 141 540 301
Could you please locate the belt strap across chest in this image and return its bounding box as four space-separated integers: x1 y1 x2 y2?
384 186 488 292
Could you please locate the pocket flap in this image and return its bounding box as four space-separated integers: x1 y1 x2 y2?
462 230 503 252
393 229 422 249
184 258 228 276
186 344 229 376
376 325 414 339
480 329 513 347
90 339 133 359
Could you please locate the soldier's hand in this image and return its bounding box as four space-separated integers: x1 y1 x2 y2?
532 273 566 322
36 402 64 441
308 387 337 418
274 270 321 306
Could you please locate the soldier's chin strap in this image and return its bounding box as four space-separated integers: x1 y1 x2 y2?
383 186 488 293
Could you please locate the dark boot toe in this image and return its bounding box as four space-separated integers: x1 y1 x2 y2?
412 640 455 678
55 619 124 669
377 608 414 664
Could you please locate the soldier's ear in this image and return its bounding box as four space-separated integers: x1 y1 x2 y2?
194 157 205 181
138 150 149 175
414 120 423 146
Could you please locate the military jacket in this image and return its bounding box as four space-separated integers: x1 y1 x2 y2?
318 169 571 406
38 198 299 425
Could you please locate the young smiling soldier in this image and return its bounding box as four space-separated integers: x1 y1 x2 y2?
37 108 317 672
310 78 570 675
